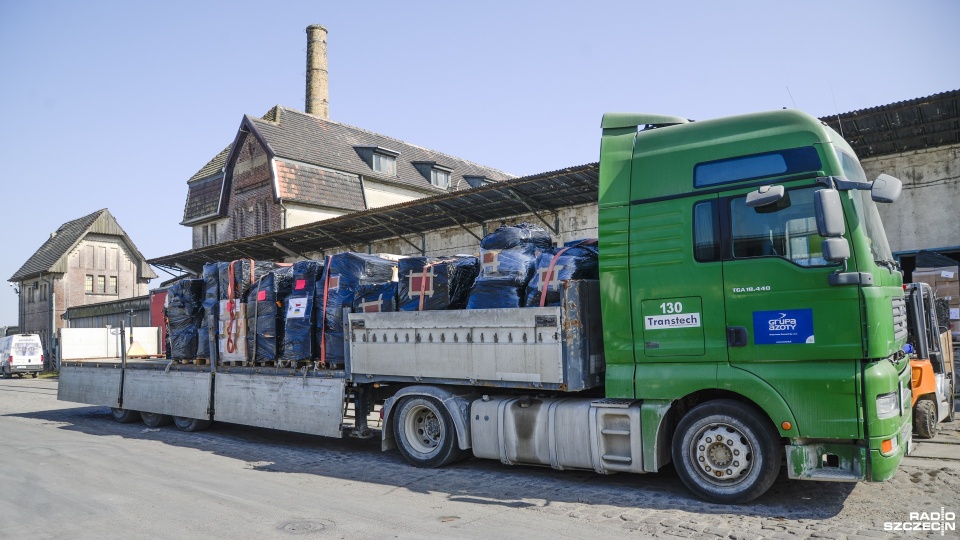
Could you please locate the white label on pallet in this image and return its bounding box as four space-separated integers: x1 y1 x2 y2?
942 270 956 279
287 298 308 319
951 308 959 320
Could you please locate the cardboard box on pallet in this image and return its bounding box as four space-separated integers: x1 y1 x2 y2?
914 266 960 319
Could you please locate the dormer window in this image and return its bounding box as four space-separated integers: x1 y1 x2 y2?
372 152 397 175
464 175 490 188
430 168 451 189
355 145 401 176
413 161 454 190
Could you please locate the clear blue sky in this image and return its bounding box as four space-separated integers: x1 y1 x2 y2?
1 0 958 325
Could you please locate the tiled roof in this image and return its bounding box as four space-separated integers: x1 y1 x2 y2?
246 106 514 195
276 161 365 211
10 209 157 281
181 174 224 225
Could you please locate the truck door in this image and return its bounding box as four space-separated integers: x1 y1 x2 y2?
720 184 862 437
630 195 728 363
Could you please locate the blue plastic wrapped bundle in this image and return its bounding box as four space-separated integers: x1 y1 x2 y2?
196 262 220 359
353 282 398 313
280 260 324 363
524 240 599 307
316 253 397 367
468 224 553 309
480 222 552 251
165 278 204 360
245 267 294 363
398 256 480 311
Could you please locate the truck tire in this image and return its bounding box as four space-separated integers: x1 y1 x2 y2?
946 378 956 423
392 396 463 468
31 372 38 378
672 399 781 504
2 366 11 379
173 416 212 432
914 399 937 439
110 408 141 423
141 412 174 428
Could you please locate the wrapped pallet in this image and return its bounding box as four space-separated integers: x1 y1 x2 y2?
467 223 552 309
316 253 397 367
246 267 295 363
218 259 276 363
353 282 398 313
398 256 480 311
165 278 204 361
525 240 599 307
280 260 324 363
196 262 220 360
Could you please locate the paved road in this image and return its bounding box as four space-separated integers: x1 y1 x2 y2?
2 377 959 539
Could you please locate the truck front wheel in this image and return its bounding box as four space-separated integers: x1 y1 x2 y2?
392 396 463 468
110 408 141 423
672 399 781 504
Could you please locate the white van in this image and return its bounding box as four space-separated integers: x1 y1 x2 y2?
0 334 44 378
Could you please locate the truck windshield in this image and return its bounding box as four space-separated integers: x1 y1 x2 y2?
836 148 895 266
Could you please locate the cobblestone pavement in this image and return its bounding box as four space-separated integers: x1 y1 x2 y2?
2 378 958 539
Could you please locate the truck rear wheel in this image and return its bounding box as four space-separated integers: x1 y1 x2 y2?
110 408 141 423
141 412 174 428
392 396 463 468
672 399 781 504
173 416 211 432
914 399 937 439
2 366 11 379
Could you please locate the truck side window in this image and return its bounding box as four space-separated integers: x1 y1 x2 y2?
693 200 720 262
729 186 829 266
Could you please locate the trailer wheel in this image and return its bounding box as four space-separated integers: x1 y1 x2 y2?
141 412 174 428
914 399 937 439
672 399 781 504
110 408 141 423
392 396 462 468
173 416 211 432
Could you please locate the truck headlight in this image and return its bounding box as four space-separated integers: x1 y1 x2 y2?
876 391 899 419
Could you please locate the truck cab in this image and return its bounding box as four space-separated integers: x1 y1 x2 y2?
598 110 911 502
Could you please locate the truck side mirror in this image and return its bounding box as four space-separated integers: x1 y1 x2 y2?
814 189 845 237
821 237 850 263
745 185 785 208
871 173 902 203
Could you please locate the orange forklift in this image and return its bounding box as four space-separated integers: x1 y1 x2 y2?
904 282 956 438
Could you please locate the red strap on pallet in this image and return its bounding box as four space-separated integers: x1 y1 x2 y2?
538 239 597 308
225 261 238 353
319 256 332 367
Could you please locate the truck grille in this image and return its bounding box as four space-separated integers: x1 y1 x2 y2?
891 296 907 342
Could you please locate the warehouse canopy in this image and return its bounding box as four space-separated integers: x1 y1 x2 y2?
149 163 599 274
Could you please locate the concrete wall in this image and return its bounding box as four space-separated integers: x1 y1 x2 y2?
362 179 431 209
284 203 347 228
864 143 960 253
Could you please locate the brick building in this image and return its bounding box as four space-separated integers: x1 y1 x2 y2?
180 25 512 254
9 209 157 361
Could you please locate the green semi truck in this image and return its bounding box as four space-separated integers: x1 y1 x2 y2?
59 108 910 504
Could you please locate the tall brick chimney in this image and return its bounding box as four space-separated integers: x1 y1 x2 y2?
305 24 329 119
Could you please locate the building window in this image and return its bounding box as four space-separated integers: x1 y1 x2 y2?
85 275 94 293
430 169 451 189
108 276 118 294
372 153 397 176
211 224 217 244
202 225 209 246
97 275 106 293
